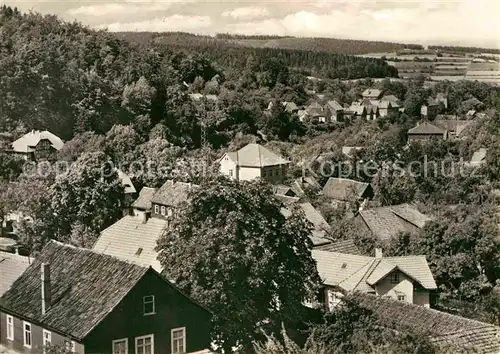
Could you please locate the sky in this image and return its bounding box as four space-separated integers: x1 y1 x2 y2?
1 0 499 48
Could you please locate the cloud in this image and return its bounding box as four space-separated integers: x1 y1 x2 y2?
66 2 175 17
103 15 212 33
221 0 500 47
221 7 270 20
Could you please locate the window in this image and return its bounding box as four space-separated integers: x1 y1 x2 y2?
43 330 52 353
64 340 76 353
229 169 233 177
6 315 14 341
154 205 159 214
171 327 186 354
397 294 406 302
23 321 32 348
262 169 266 177
160 206 166 216
113 338 128 354
135 334 154 354
143 295 155 315
390 272 400 284
167 209 173 217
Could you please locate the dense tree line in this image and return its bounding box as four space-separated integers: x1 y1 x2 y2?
429 45 500 54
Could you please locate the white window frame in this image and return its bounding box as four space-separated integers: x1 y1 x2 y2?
143 295 155 316
229 169 233 177
171 327 186 354
43 329 52 353
135 334 154 354
397 294 406 301
160 206 166 216
154 205 159 214
23 321 32 348
112 338 129 354
64 340 76 353
6 315 14 341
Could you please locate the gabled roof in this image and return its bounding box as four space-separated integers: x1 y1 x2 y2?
0 251 31 296
408 122 447 135
349 103 366 115
362 88 382 98
312 250 437 292
356 294 500 353
0 241 150 340
11 130 64 153
357 204 431 241
281 203 331 246
314 239 362 255
380 95 401 106
132 187 158 210
322 178 371 201
93 215 167 272
306 101 326 117
433 119 472 135
290 177 322 196
116 169 136 194
151 180 198 207
326 100 343 112
273 184 294 196
226 144 289 168
282 101 298 112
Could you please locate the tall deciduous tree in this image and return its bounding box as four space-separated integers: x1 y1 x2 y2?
51 152 124 245
156 176 321 352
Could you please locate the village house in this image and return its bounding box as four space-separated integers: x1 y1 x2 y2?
0 241 212 354
420 98 440 119
433 118 472 139
348 102 367 119
116 169 137 216
151 180 198 220
322 178 373 207
407 122 448 143
290 176 322 197
219 143 290 183
9 130 64 161
356 294 500 353
312 248 437 310
352 204 432 242
305 101 327 122
362 88 383 100
325 100 344 122
469 148 488 167
130 187 157 218
0 251 31 297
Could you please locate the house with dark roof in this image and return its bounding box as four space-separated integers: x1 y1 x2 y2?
131 187 158 217
355 294 500 353
290 176 322 197
433 118 472 139
325 100 344 122
312 248 437 310
305 101 327 122
218 144 290 183
322 178 373 207
408 122 448 143
354 204 432 241
9 130 64 161
151 180 198 219
420 98 440 119
0 241 211 354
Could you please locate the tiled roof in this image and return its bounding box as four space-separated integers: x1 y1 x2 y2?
349 103 366 116
273 185 294 196
322 178 370 201
355 294 500 354
93 215 167 272
0 241 149 340
315 239 362 255
358 204 431 240
326 100 343 112
434 119 472 135
0 252 31 296
380 95 401 106
116 169 136 194
151 180 198 206
281 203 331 246
311 250 437 291
408 122 447 135
227 144 289 167
291 177 322 196
11 130 64 153
275 194 300 205
132 187 157 210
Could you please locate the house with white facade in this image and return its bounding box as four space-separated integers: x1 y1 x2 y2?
218 144 290 183
311 248 437 311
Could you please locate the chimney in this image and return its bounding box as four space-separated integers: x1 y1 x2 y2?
41 263 51 315
375 248 383 258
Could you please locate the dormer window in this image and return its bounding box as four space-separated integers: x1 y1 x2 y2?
154 205 159 214
143 295 155 315
390 272 400 284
